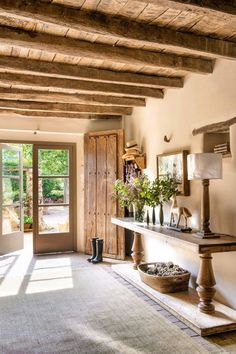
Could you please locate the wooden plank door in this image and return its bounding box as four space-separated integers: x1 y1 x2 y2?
96 136 107 243
84 136 97 253
106 134 118 255
84 129 124 259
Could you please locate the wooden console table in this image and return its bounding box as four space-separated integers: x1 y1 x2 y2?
111 217 236 315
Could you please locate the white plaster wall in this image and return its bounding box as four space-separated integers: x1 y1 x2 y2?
123 59 236 309
0 115 121 252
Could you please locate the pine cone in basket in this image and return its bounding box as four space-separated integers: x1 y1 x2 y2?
146 262 188 277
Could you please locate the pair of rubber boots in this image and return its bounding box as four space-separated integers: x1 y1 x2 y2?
87 237 103 264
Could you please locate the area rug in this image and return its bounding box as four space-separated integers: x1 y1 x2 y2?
0 262 221 354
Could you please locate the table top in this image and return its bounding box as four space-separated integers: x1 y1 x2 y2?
111 217 236 254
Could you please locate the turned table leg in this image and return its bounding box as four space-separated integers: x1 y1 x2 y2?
196 253 216 314
131 232 144 269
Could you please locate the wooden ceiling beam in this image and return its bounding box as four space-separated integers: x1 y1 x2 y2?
0 27 213 74
0 57 183 89
134 0 236 16
0 100 132 115
0 88 146 107
0 1 234 60
0 73 164 99
0 109 122 120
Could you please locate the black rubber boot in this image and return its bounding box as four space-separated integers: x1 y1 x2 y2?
87 237 99 262
92 239 103 264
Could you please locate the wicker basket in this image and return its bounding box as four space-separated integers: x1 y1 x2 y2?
138 262 190 293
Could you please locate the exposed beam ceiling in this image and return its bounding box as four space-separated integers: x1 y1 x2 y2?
0 27 214 74
0 88 146 107
0 99 132 115
0 1 234 60
0 57 183 89
0 73 164 99
0 0 234 121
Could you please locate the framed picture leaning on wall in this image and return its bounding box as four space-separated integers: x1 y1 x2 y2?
157 150 190 196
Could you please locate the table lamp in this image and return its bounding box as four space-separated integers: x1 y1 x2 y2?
187 153 222 238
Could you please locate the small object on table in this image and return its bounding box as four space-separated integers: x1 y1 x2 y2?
169 195 192 229
167 226 192 233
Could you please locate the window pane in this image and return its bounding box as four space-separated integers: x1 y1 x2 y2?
2 148 20 176
3 177 20 204
3 206 21 234
38 206 69 234
38 178 69 205
38 149 69 176
3 169 20 177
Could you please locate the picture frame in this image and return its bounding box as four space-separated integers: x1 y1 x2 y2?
156 150 190 196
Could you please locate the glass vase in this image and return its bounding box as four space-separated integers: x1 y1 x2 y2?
134 205 145 222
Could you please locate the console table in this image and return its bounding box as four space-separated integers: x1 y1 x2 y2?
111 217 236 316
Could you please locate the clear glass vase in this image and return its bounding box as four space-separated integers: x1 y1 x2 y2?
133 204 145 222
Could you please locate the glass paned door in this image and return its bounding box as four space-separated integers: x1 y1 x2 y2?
33 144 75 254
0 144 24 254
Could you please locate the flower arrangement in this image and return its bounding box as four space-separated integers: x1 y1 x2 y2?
113 174 178 224
158 175 178 225
113 175 151 221
159 175 178 204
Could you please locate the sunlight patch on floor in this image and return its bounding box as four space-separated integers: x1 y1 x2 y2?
0 255 17 276
26 258 73 294
25 276 74 294
0 252 32 297
0 233 74 296
33 256 72 270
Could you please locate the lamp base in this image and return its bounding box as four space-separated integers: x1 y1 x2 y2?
194 231 220 239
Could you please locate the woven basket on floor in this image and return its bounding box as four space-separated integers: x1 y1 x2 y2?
138 262 190 293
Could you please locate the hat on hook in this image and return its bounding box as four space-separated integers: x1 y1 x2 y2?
124 139 141 153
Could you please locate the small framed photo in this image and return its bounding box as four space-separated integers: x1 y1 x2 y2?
157 150 190 196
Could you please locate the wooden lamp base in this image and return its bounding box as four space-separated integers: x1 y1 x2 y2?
195 231 220 239
194 179 220 239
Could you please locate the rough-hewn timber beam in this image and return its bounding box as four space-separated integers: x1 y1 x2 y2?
0 100 132 115
192 117 236 135
0 88 146 107
0 1 234 60
0 57 183 89
0 27 213 74
134 0 236 16
0 109 122 120
0 73 164 99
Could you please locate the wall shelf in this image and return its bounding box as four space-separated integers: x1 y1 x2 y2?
192 116 236 158
203 132 231 157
